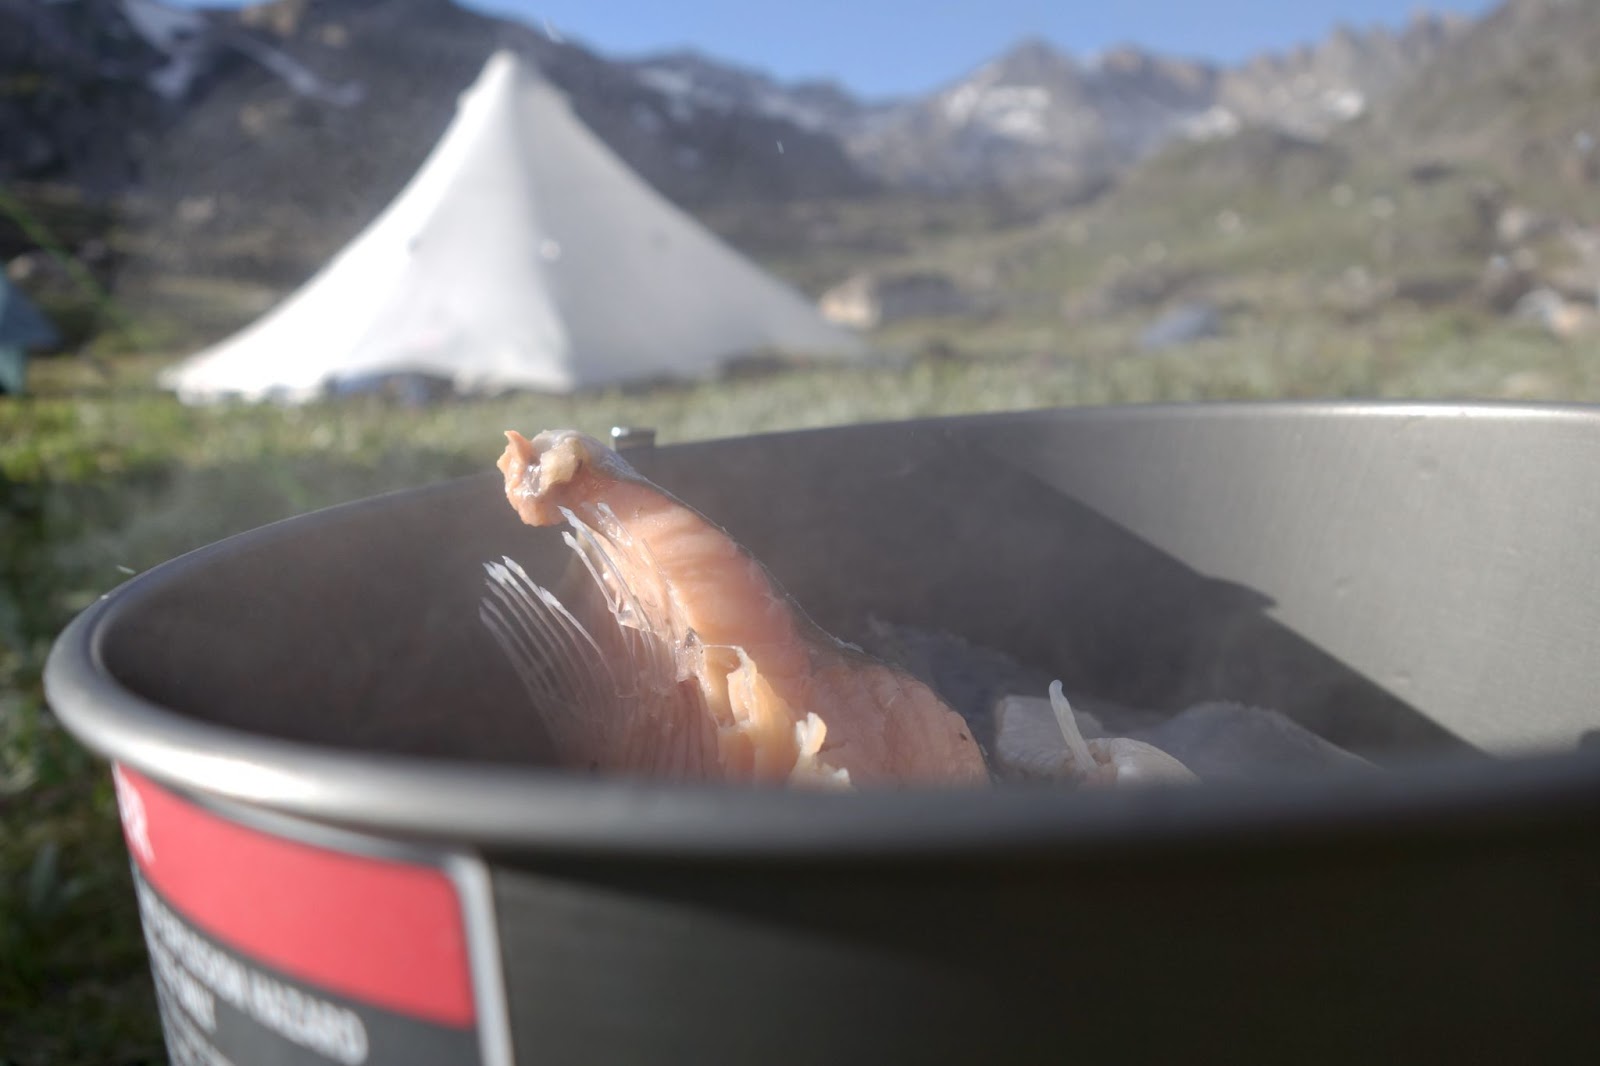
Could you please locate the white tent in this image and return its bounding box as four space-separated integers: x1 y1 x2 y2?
161 50 864 404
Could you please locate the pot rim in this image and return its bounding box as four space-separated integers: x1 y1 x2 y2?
44 400 1600 858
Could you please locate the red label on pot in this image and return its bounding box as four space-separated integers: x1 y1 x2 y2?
112 764 510 1065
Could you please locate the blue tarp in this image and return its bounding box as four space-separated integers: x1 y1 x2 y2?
0 276 59 350
0 276 60 394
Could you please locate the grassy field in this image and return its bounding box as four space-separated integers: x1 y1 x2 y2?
4 309 1600 1062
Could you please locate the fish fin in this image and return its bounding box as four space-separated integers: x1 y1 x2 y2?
484 531 717 778
558 506 688 693
482 555 665 770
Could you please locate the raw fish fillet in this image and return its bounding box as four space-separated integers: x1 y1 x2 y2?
494 429 991 789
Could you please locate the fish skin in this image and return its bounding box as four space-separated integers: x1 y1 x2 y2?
498 429 991 788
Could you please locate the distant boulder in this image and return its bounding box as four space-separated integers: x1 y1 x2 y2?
819 270 973 329
1513 286 1598 339
1476 254 1539 313
1495 204 1560 247
1138 302 1222 350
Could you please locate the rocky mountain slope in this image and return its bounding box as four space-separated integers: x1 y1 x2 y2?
613 13 1470 193
2 0 1484 213
1 0 869 230
1355 0 1600 202
843 40 1218 191
1215 11 1467 139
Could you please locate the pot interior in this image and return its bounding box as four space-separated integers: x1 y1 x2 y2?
96 406 1600 771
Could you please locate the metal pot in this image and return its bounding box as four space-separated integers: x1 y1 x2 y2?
46 403 1600 1064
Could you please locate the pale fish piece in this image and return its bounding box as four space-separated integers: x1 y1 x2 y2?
1129 701 1374 782
994 681 1199 787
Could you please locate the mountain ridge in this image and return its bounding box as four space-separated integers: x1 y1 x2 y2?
10 0 1600 357
1 0 1486 210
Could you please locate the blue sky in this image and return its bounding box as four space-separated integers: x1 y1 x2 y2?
183 1 1498 98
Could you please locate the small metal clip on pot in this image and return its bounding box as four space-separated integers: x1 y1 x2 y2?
609 426 657 451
